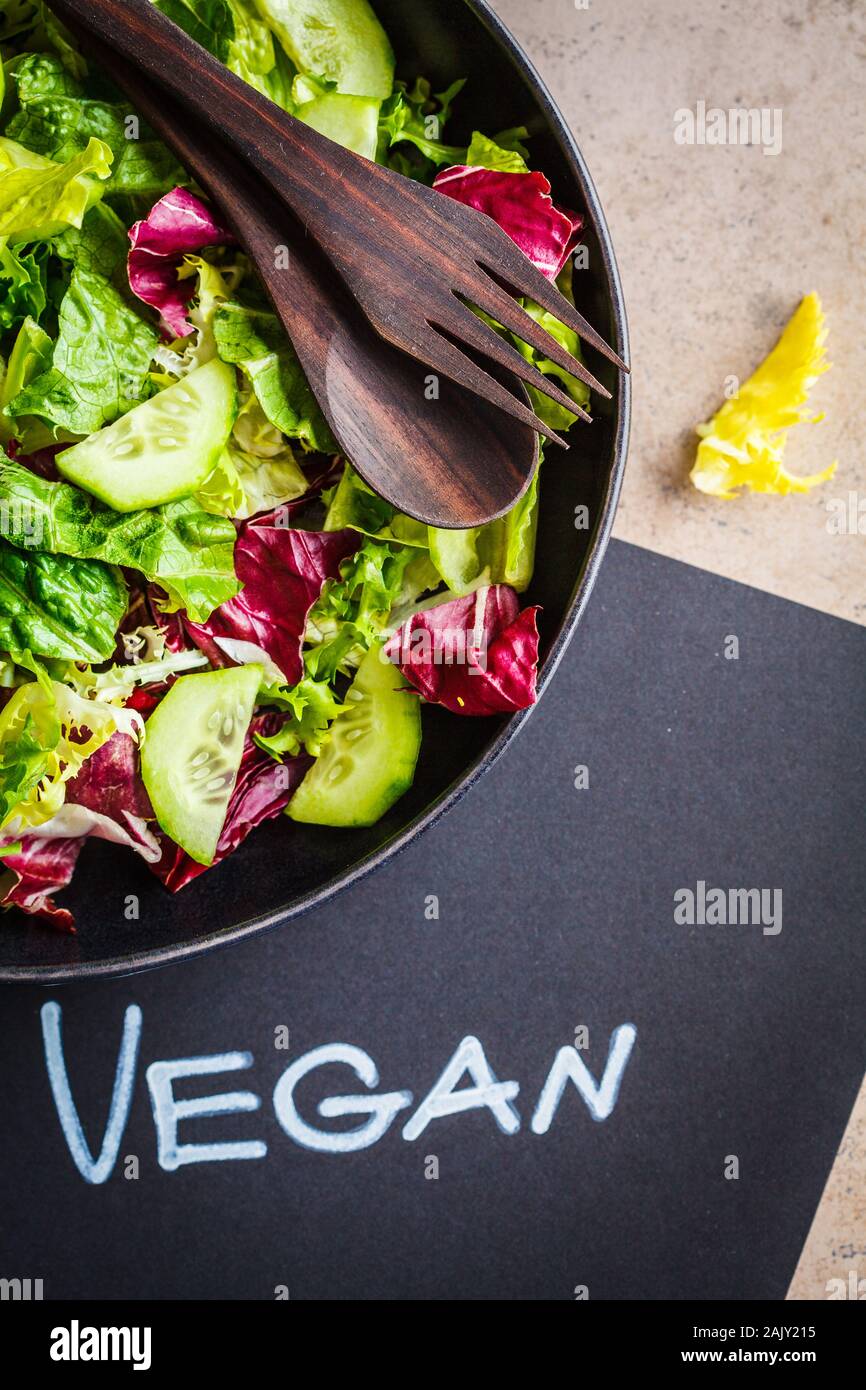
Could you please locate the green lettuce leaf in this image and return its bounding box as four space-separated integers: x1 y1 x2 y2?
0 312 52 444
0 535 126 661
9 49 82 101
0 672 142 832
0 456 240 620
473 270 590 435
339 540 417 639
213 300 336 452
7 94 183 199
427 468 540 597
6 265 158 436
0 668 57 829
50 202 128 278
0 134 112 242
6 51 184 198
378 78 465 174
196 439 308 519
513 265 591 431
255 674 347 759
485 469 540 590
323 462 428 546
0 652 28 688
0 2 40 45
305 535 421 679
50 646 208 704
465 129 530 172
154 0 295 108
0 235 46 329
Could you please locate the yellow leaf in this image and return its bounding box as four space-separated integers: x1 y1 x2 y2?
690 292 837 499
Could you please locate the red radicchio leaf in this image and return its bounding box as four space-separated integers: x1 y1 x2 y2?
0 838 83 932
128 187 233 338
146 580 227 676
147 594 189 656
66 732 155 842
114 582 194 709
384 585 541 715
150 713 312 891
433 166 583 281
146 460 345 668
117 578 180 655
286 455 345 508
185 523 361 687
124 687 163 716
7 438 64 480
0 728 161 932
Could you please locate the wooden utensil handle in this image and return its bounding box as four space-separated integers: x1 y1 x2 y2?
48 0 363 237
60 14 356 446
65 19 309 300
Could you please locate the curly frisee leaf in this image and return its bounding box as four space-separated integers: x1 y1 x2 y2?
691 292 837 499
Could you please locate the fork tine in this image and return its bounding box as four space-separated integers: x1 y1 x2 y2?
466 213 629 372
461 273 610 400
434 300 592 423
418 325 568 449
482 255 628 370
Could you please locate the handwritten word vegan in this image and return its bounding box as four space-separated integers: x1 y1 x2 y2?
41 1003 637 1183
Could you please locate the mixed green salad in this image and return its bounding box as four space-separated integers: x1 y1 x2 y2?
0 0 591 929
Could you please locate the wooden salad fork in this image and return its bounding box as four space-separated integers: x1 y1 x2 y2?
51 0 629 524
65 29 539 528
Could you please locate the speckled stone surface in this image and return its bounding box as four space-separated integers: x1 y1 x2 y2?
789 1076 866 1299
489 0 865 1301
493 0 865 626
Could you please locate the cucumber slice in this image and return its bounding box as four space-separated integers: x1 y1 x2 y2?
141 664 262 865
57 359 237 513
289 644 420 827
295 90 380 160
428 526 484 596
254 0 395 99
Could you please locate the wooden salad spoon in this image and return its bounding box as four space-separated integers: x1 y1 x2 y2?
73 32 540 527
51 0 626 525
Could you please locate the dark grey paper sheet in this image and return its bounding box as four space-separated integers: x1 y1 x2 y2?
1 539 864 1300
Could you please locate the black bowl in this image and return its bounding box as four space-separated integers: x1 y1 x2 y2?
0 0 630 982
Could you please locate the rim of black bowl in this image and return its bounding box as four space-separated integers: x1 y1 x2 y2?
3 0 631 984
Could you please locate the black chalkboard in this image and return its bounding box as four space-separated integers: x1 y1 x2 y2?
1 539 864 1301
